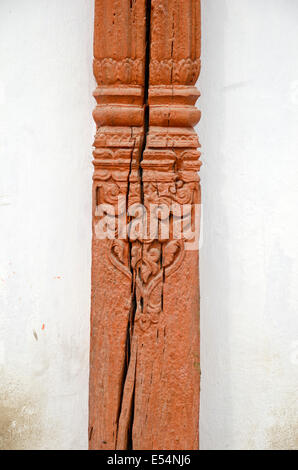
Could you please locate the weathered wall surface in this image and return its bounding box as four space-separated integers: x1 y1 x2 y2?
0 0 94 450
199 0 298 450
0 0 297 450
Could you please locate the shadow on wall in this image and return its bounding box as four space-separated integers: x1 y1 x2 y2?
198 0 233 450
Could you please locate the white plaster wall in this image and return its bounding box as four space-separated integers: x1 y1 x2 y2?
0 0 298 451
0 0 94 450
199 0 298 450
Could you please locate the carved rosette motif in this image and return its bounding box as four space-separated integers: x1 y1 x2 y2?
90 0 201 451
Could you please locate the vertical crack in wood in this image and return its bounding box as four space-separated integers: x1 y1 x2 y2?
116 0 152 449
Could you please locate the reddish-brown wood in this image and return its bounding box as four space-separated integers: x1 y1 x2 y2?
89 0 201 450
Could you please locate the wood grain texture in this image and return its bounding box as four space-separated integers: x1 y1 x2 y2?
89 0 201 450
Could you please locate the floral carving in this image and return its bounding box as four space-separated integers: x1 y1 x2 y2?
150 58 201 85
96 181 128 206
144 180 196 206
129 239 185 331
109 240 131 280
94 58 144 85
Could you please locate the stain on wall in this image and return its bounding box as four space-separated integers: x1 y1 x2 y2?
0 376 44 450
266 405 298 450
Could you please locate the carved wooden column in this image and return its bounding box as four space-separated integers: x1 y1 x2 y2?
89 0 201 450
